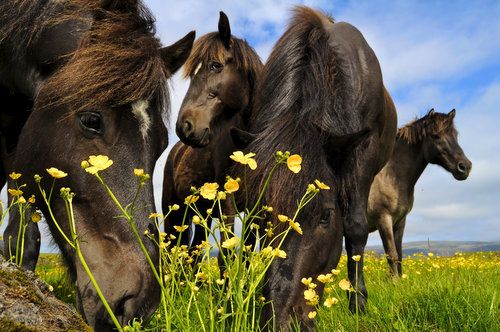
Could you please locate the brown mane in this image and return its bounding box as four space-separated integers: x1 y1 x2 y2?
1 0 171 117
183 32 262 81
397 110 455 144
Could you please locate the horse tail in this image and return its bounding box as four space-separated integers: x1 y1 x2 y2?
253 6 362 136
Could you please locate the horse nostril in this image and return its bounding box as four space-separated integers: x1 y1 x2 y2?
457 162 467 173
183 120 193 134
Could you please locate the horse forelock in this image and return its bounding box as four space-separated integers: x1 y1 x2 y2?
4 0 171 121
397 110 456 144
183 33 263 84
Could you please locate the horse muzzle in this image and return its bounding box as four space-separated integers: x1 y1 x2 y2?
176 119 211 147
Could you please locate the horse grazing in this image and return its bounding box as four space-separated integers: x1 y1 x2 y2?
368 109 472 276
162 11 263 246
230 6 397 328
0 0 194 329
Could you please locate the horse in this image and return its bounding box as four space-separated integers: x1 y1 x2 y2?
229 6 397 329
162 11 263 247
0 0 194 329
368 109 472 276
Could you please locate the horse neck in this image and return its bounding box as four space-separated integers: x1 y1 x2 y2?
390 137 429 190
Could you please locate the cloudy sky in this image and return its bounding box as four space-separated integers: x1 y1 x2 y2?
146 0 500 246
2 0 499 251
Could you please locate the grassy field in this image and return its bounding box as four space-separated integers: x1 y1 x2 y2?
35 251 500 332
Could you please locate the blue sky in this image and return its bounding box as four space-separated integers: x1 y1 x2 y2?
2 1 499 251
146 0 500 246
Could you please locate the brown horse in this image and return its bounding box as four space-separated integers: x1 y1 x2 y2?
162 12 263 246
230 6 397 329
1 0 194 329
368 109 472 276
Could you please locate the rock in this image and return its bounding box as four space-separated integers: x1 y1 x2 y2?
0 255 90 331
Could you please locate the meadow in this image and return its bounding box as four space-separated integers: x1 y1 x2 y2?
36 251 500 332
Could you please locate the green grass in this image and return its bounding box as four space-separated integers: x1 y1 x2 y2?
36 251 500 331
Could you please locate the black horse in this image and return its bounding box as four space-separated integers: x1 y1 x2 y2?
231 6 397 329
368 109 472 276
1 0 194 329
162 12 262 247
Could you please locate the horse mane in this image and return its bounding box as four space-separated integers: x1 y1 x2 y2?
245 6 357 219
397 110 455 144
1 0 171 118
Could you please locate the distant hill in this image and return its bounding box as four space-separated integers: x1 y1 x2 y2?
366 241 500 257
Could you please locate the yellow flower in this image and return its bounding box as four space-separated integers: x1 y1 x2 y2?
314 179 330 190
221 236 240 249
28 195 36 204
274 249 287 259
301 277 312 286
338 279 351 291
31 211 42 223
352 255 361 262
174 225 189 232
428 252 434 257
200 182 219 200
324 297 339 308
81 160 90 169
303 289 317 301
192 215 201 225
224 177 239 193
9 172 21 180
331 269 341 275
230 151 257 170
46 167 68 179
184 194 199 205
307 184 316 192
217 191 227 200
215 279 225 285
217 307 224 314
149 213 159 219
317 274 333 284
18 196 26 204
308 311 317 319
134 168 144 177
277 214 288 222
289 220 303 235
170 204 180 211
402 273 408 279
286 154 302 173
8 188 23 197
84 155 113 174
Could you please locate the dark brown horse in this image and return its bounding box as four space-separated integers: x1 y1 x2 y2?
231 6 397 329
368 109 472 276
162 12 262 246
1 0 194 329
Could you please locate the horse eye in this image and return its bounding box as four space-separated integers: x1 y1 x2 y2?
78 111 103 136
319 209 332 225
210 61 223 72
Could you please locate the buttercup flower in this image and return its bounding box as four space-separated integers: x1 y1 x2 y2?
352 255 361 262
84 155 113 174
134 168 144 177
222 236 240 249
324 297 339 308
28 195 36 204
46 167 68 179
184 194 199 205
192 215 201 225
286 154 302 173
274 249 287 259
9 172 21 180
217 191 227 200
304 289 319 305
301 277 312 287
339 279 352 291
230 151 257 170
289 220 303 235
18 196 26 204
200 182 219 200
331 269 341 275
170 204 180 211
314 179 330 190
224 177 239 193
174 225 189 232
8 189 23 197
317 273 333 284
31 212 42 223
308 311 317 319
277 214 288 223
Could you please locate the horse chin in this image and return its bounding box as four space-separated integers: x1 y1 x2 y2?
452 170 469 181
179 132 211 148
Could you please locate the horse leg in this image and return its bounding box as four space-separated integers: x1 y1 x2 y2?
3 205 41 270
344 203 369 313
377 214 399 276
394 217 406 276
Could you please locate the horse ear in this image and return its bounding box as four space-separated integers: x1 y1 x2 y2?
230 127 256 149
448 109 456 119
428 108 436 116
161 31 196 75
100 0 138 12
323 128 370 154
218 11 231 49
